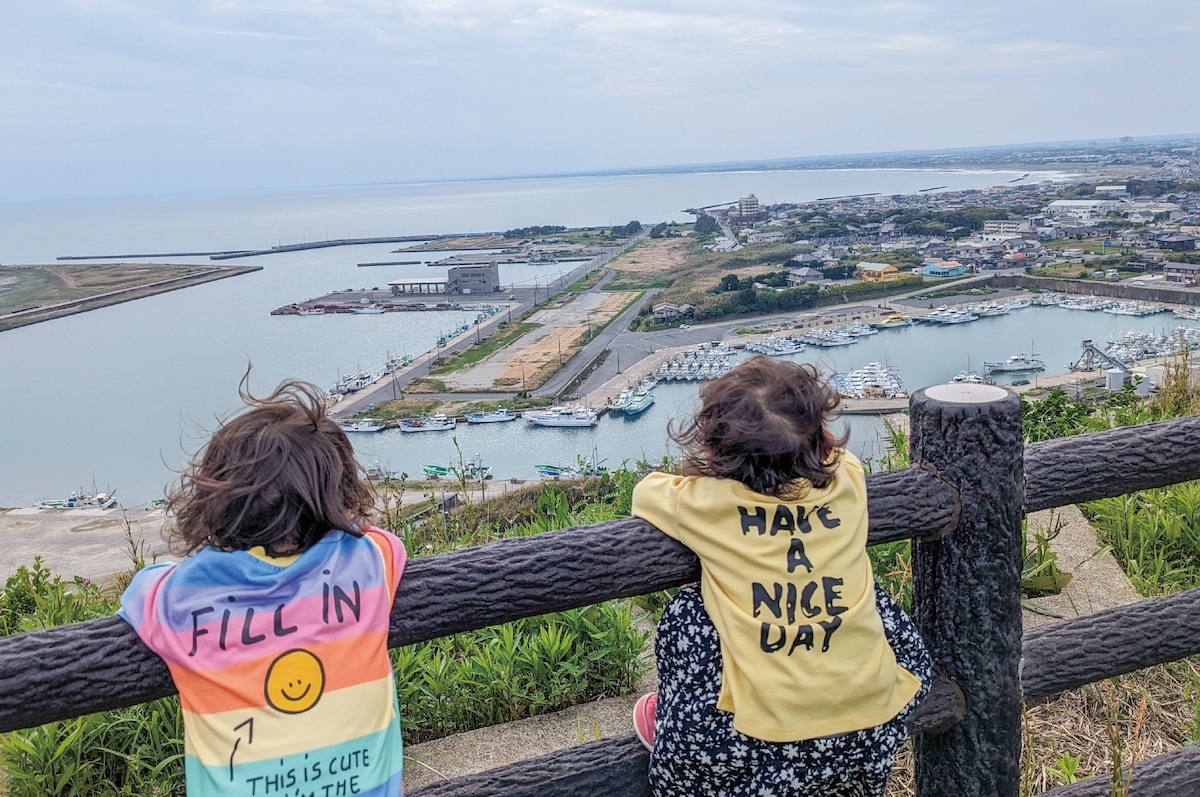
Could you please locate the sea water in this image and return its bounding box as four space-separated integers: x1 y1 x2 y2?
0 167 1112 505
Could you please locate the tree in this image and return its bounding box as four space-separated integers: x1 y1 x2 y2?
694 215 719 235
718 273 742 292
649 222 669 239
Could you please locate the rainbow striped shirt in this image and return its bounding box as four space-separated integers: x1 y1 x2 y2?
119 528 406 797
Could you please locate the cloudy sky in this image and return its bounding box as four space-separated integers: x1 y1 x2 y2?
2 1 1197 201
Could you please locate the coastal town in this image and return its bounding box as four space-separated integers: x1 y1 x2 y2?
295 140 1200 446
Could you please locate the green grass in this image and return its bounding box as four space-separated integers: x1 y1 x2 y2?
0 269 61 315
564 270 605 292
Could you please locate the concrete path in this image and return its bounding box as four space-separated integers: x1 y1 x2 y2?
0 507 174 583
1021 503 1141 628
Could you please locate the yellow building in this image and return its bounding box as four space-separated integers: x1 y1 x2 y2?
856 261 899 282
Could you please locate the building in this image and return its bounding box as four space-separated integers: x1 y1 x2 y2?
982 219 1029 235
1158 233 1197 252
786 267 825 287
446 263 500 294
389 277 448 296
1164 262 1200 285
1044 200 1116 222
921 261 965 278
731 193 769 224
389 263 501 296
855 262 900 282
651 302 694 320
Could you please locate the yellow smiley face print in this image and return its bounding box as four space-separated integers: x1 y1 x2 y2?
264 649 325 714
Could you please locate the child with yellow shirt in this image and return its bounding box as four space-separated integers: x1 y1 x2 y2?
631 356 929 797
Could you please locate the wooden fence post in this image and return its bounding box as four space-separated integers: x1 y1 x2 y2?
910 383 1024 797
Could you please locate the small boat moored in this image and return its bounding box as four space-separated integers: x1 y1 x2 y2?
465 408 518 424
399 414 457 433
34 487 119 510
524 407 598 427
622 392 655 416
338 419 386 433
983 353 1046 373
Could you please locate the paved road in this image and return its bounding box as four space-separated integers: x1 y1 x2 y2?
533 283 661 398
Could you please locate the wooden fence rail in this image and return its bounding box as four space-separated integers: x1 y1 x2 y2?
2 389 1200 795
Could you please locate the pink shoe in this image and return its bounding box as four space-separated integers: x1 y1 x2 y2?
633 692 657 750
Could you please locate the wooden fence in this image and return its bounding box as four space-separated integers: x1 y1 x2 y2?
2 384 1200 795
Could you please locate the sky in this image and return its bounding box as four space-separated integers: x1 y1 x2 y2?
2 1 1198 201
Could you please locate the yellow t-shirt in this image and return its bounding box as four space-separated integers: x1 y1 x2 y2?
632 451 921 742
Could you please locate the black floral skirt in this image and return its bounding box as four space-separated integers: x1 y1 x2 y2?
648 584 931 797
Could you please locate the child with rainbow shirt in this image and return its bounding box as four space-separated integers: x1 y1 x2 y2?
119 380 406 796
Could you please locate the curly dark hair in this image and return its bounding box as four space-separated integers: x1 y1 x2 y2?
670 356 847 498
167 377 374 556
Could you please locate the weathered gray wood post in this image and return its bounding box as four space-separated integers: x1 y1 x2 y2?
909 383 1024 797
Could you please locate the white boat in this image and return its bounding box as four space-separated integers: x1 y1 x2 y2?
832 362 907 399
296 307 325 316
924 308 979 324
399 414 456 432
983 353 1045 373
801 330 856 347
525 407 598 427
351 304 387 314
622 392 655 416
1103 301 1164 317
34 487 118 510
465 408 518 424
951 370 988 384
338 419 386 433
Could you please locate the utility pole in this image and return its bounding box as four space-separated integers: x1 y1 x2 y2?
520 360 526 393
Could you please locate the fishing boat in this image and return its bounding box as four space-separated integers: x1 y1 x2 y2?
983 353 1045 373
524 407 598 427
465 408 518 424
385 354 414 371
535 464 573 479
622 392 655 416
421 458 492 480
1174 307 1200 321
337 419 386 433
296 307 326 316
399 414 457 433
351 304 387 314
34 486 118 510
365 463 402 481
